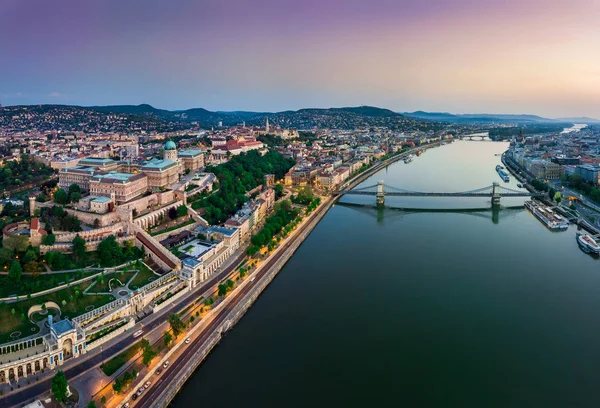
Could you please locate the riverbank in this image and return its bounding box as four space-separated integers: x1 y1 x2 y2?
139 142 447 407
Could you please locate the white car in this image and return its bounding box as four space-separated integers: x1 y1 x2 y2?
137 387 144 396
185 338 191 344
144 381 151 389
163 361 169 368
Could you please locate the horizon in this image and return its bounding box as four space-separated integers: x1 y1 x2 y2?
1 102 596 120
1 0 599 117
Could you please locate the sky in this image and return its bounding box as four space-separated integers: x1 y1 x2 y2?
1 0 599 118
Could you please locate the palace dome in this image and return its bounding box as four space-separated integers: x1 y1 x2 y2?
165 141 177 150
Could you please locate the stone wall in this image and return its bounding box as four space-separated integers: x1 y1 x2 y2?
63 207 122 227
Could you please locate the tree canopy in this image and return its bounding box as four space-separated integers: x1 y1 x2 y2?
51 370 69 403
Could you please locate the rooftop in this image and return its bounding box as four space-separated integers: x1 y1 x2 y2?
91 171 145 184
141 158 177 171
92 196 112 203
179 149 203 157
52 319 74 335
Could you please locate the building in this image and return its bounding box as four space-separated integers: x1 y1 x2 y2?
89 172 148 203
178 149 205 172
58 166 98 190
576 164 600 184
163 140 178 161
78 157 118 171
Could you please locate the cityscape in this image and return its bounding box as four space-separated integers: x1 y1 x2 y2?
2 1 600 407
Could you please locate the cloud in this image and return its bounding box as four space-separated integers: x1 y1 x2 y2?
49 92 61 97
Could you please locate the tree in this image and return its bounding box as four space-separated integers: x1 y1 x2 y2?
72 235 87 261
3 235 29 254
68 184 81 196
177 205 188 217
87 401 97 408
218 284 228 297
9 261 22 283
54 189 68 204
168 313 186 336
168 207 178 220
142 344 157 366
97 236 123 267
42 233 56 246
554 191 562 203
164 331 173 348
273 184 284 199
51 370 68 403
70 191 82 203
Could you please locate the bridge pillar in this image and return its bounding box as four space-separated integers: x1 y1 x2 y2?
376 180 385 207
491 181 501 208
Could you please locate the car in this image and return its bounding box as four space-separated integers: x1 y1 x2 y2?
163 361 169 368
144 381 151 389
137 387 144 396
131 394 138 401
185 338 191 344
133 329 143 338
250 277 256 282
124 404 130 408
155 368 162 375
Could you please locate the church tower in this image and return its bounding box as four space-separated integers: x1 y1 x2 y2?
265 117 270 134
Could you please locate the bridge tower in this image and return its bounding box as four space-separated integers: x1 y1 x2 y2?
376 180 385 206
491 182 501 208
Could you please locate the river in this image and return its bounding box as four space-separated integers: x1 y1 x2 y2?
172 141 600 407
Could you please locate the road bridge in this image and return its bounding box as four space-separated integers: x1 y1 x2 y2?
338 181 541 207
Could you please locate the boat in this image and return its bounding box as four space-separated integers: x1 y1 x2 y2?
496 168 510 182
524 200 569 231
404 154 416 164
576 233 600 254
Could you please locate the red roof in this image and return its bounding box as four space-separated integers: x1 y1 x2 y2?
30 218 39 231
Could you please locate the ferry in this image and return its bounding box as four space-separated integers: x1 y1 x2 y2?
524 200 569 231
576 233 600 254
496 165 510 182
404 154 416 164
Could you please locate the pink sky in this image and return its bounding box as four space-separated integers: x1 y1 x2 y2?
1 0 599 117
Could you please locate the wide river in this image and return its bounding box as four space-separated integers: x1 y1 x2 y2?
172 141 600 407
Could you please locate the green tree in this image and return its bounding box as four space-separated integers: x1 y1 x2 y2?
168 313 186 336
142 344 157 366
72 235 87 261
54 188 68 204
70 191 82 203
218 284 228 296
51 370 68 402
87 401 97 408
9 261 22 283
3 235 29 253
42 233 56 246
68 184 81 196
177 205 188 217
97 236 123 267
164 331 173 348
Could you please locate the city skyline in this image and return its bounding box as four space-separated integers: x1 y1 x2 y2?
1 0 599 117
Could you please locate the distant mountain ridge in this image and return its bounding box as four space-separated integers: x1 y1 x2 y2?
403 111 598 124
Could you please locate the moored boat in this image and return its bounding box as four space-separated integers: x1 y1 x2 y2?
577 233 600 254
525 200 569 231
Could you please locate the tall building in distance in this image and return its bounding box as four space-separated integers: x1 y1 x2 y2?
265 117 270 133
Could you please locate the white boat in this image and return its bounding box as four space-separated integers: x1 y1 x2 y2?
577 233 600 254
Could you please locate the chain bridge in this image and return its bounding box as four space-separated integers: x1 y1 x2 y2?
338 181 541 207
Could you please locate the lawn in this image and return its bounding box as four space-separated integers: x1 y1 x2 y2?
0 308 40 344
30 308 59 322
0 270 98 298
100 341 142 376
87 272 136 293
0 280 115 342
128 264 158 290
149 218 195 236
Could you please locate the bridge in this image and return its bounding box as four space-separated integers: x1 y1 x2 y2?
338 181 541 207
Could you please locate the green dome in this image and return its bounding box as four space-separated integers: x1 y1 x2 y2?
165 141 176 150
